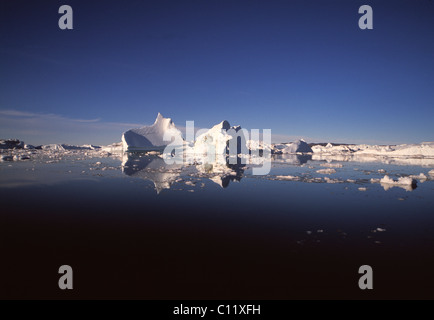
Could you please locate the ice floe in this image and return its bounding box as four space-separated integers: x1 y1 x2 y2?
316 168 336 174
372 175 418 191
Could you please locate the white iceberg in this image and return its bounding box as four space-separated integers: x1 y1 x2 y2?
377 175 417 191
122 113 183 152
41 144 65 151
312 142 434 158
273 140 312 154
192 120 247 156
101 142 123 153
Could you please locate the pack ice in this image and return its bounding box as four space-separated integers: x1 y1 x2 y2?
273 140 312 154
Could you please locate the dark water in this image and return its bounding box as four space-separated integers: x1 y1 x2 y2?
1 154 434 299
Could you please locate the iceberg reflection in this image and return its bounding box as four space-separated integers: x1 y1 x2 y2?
122 153 182 194
121 152 246 192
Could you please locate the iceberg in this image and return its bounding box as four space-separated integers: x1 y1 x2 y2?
0 139 24 149
377 175 417 191
311 142 434 158
41 144 65 151
273 139 313 154
192 120 247 156
122 113 183 152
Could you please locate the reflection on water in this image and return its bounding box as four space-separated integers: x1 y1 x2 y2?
380 182 417 192
200 163 245 188
2 149 434 299
272 154 312 165
122 153 182 194
312 153 434 167
122 152 245 192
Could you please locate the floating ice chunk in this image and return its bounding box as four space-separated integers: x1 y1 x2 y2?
1 155 14 161
275 175 299 181
380 175 416 186
320 163 343 168
41 144 65 151
324 177 341 183
311 142 434 158
122 113 183 152
100 142 123 153
274 140 312 154
409 173 427 182
61 144 99 150
358 187 367 191
247 140 273 152
316 168 336 174
429 170 434 177
146 151 160 156
378 175 417 191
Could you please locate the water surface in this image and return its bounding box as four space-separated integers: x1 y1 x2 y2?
1 152 433 299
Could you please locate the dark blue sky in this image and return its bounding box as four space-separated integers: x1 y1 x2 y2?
1 0 433 145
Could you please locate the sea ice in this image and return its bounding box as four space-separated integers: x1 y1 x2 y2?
316 168 336 174
377 175 417 191
320 163 343 168
275 175 299 181
273 140 312 154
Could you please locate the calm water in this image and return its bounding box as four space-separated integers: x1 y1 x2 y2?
1 153 434 299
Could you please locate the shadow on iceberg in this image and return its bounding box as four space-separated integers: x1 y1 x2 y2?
122 153 182 194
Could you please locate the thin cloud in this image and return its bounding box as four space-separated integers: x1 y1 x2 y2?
0 109 143 145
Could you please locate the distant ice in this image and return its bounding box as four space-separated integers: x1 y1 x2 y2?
273 140 312 154
316 168 336 174
312 142 434 158
275 175 299 181
320 163 343 168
